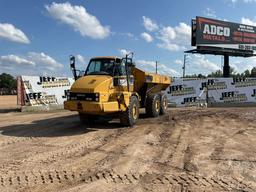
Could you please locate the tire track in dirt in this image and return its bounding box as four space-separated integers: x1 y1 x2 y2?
90 125 149 171
0 169 253 192
0 136 42 148
148 115 180 171
0 128 130 173
145 172 254 192
0 113 79 148
90 119 177 174
169 122 191 170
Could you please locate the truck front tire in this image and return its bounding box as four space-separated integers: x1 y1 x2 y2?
146 94 161 117
160 94 168 115
120 96 139 127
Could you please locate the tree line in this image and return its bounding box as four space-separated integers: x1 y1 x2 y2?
0 73 17 95
185 67 256 78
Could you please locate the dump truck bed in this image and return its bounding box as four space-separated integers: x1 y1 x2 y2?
133 67 171 92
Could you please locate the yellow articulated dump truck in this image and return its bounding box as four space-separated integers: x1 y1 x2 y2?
64 54 171 126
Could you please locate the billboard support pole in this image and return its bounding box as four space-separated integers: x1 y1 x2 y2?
183 54 187 78
223 55 230 77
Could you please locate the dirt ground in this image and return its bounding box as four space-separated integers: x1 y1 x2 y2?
0 95 17 109
0 108 256 192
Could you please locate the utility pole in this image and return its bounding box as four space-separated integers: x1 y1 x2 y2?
156 61 158 74
182 54 188 78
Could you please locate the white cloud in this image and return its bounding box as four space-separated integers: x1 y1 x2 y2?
0 23 30 44
117 32 138 40
136 59 180 76
0 52 65 76
230 57 256 73
45 2 110 39
203 8 216 18
141 32 153 42
241 17 256 26
175 59 183 65
159 26 176 40
0 55 35 67
190 55 220 73
174 23 191 37
76 54 86 65
157 43 183 51
142 16 159 32
157 22 191 51
118 49 131 57
125 32 134 38
141 16 191 52
28 52 63 71
120 32 134 38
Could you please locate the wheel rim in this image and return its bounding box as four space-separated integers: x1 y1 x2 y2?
155 100 160 112
132 105 138 119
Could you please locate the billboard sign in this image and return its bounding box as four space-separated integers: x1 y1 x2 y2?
21 76 74 106
194 16 256 52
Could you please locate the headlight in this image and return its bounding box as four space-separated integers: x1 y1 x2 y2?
67 91 70 100
95 93 100 102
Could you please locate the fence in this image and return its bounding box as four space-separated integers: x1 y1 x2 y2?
17 76 74 111
167 77 256 107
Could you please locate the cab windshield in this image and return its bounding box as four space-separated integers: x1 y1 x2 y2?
85 58 126 76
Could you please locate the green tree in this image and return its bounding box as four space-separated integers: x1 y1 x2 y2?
229 67 237 77
0 73 17 89
207 67 238 78
251 67 256 77
243 69 251 77
185 74 199 78
208 70 223 77
197 74 206 78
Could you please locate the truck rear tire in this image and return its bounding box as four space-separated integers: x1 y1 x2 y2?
79 113 96 124
120 96 139 127
146 94 161 117
160 94 168 115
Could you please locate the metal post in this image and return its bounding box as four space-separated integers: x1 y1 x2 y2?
125 54 130 92
223 55 230 77
156 61 158 74
183 54 187 78
205 85 208 105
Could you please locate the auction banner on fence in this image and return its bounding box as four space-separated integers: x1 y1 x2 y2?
167 77 256 107
21 76 74 106
195 16 256 52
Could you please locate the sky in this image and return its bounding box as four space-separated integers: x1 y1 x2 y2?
1 0 256 77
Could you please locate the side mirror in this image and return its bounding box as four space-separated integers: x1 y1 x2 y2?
70 55 75 69
70 55 78 80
